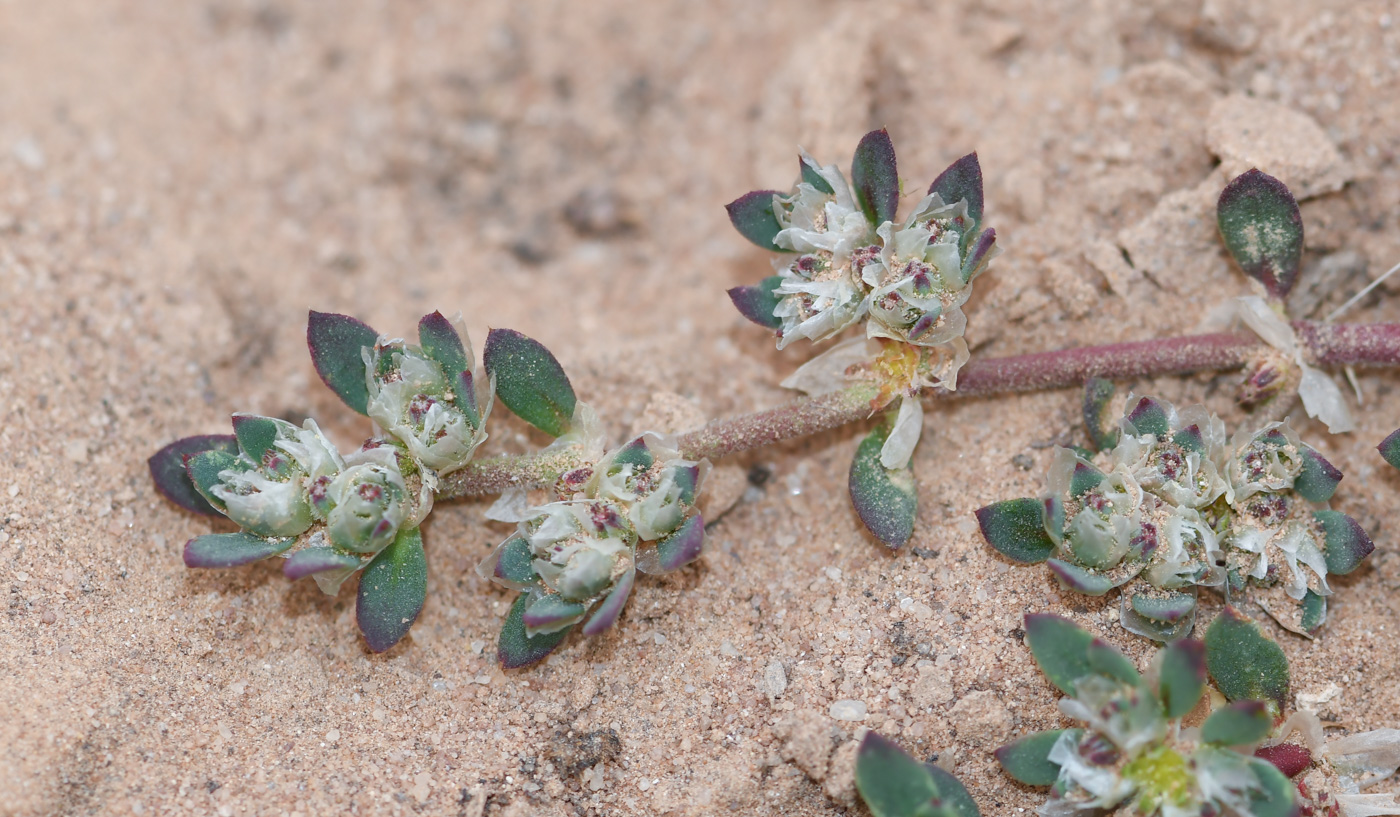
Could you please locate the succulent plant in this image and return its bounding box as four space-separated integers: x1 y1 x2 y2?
978 383 1373 641
855 731 981 817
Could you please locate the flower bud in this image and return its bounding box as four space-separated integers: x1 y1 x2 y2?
210 417 343 538
365 335 491 476
322 458 409 554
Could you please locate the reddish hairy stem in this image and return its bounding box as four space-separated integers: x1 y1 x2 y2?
439 322 1400 498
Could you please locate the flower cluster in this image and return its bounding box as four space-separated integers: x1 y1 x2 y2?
479 431 708 666
726 129 997 392
978 392 1374 641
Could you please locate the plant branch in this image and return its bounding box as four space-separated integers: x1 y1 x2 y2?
438 321 1400 499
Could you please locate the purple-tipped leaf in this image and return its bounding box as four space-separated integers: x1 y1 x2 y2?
482 328 576 438
1173 424 1205 454
1069 461 1105 498
1121 593 1196 642
418 311 470 382
636 513 704 574
498 591 572 669
1157 638 1206 719
725 190 789 252
456 369 481 428
850 422 918 549
307 310 379 415
1131 591 1197 623
1205 606 1289 709
522 594 587 636
184 532 295 568
976 498 1055 563
996 729 1079 787
581 567 635 636
284 547 363 581
1082 377 1119 452
1379 428 1400 471
1126 396 1170 437
856 732 980 817
1217 169 1304 301
1314 511 1374 575
185 449 241 512
1024 613 1095 696
1047 559 1115 596
929 152 984 228
957 228 997 288
355 526 427 653
727 275 784 330
611 436 654 470
1295 448 1342 503
1087 638 1140 686
851 129 899 227
1202 700 1273 746
231 414 282 463
149 434 239 516
492 535 539 586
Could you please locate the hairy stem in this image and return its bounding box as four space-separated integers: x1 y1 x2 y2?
439 321 1400 498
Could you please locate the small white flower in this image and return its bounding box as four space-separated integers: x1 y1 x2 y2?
364 337 492 476
1236 295 1355 433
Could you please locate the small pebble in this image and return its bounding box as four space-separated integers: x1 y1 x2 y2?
763 661 788 697
828 700 868 721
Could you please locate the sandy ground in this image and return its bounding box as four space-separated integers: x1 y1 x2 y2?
3 1 1400 815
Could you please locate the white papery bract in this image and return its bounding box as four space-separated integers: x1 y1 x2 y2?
364 335 490 477
211 418 343 538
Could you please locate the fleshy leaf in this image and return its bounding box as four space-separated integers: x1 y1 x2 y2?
184 532 294 568
1246 757 1301 817
148 434 239 516
724 190 788 252
581 567 635 636
1300 590 1326 634
1205 606 1289 709
1217 169 1304 301
1127 396 1169 437
498 591 572 669
611 436 654 470
1157 638 1206 719
856 732 980 817
1069 462 1105 498
851 421 918 549
995 729 1080 787
1088 639 1140 686
929 152 983 226
1024 613 1094 696
231 414 282 463
482 328 577 438
1131 591 1197 623
1082 377 1119 452
1378 428 1400 471
976 499 1054 563
1173 425 1205 454
1121 595 1196 642
851 129 899 227
185 449 241 512
493 535 539 585
1203 700 1274 746
307 310 378 415
1314 510 1374 575
418 311 470 382
636 513 705 574
1047 559 1115 596
727 275 784 330
958 228 997 286
799 155 835 194
522 594 587 636
1254 744 1312 779
284 547 363 581
355 526 427 653
1294 448 1342 503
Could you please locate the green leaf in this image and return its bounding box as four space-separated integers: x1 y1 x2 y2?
148 434 239 516
1300 590 1326 634
850 419 918 549
482 328 577 438
307 310 379 415
1156 639 1206 719
851 129 899 227
610 436 654 470
856 732 980 817
283 547 363 581
995 729 1078 786
1069 462 1105 498
647 512 705 573
1087 639 1140 686
522 594 587 636
1205 606 1289 709
355 526 428 653
1024 614 1095 696
498 591 573 669
724 190 788 251
1126 396 1169 437
581 567 635 636
928 152 984 228
1294 448 1342 503
492 535 538 585
1246 757 1301 817
975 499 1055 563
183 532 294 568
1314 510 1375 575
799 154 835 194
1047 559 1115 596
231 414 283 463
727 275 784 330
1130 591 1197 623
1202 700 1273 746
418 311 470 382
1082 377 1120 452
184 449 241 512
1378 428 1400 471
1217 169 1304 302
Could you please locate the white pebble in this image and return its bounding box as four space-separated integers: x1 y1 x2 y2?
763 661 787 697
829 699 868 721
